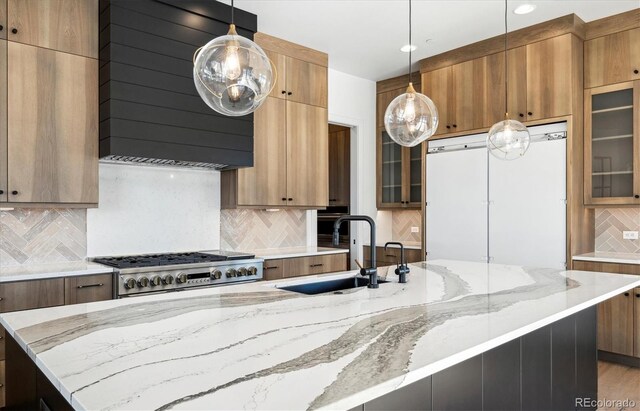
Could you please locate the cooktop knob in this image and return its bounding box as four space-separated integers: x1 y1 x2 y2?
149 276 161 286
211 269 222 280
124 278 137 289
237 267 247 276
137 277 150 287
176 273 188 284
247 266 258 276
226 268 237 278
162 275 174 285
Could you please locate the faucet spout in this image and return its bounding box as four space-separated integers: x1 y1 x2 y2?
333 215 378 289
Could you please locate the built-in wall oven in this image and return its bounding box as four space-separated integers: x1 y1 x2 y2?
317 206 350 248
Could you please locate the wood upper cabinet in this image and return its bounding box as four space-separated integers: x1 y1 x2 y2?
234 97 287 207
585 28 640 89
264 48 287 100
286 101 328 207
421 67 452 135
0 39 7 203
328 125 350 206
0 0 6 40
525 34 573 121
7 42 98 204
285 56 327 108
7 0 98 58
506 46 528 121
584 81 640 205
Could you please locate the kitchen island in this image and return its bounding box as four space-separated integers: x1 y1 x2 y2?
2 260 639 411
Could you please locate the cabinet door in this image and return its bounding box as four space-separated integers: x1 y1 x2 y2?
0 279 64 312
584 82 640 205
404 144 422 207
286 101 328 207
0 0 6 40
452 54 504 132
7 42 98 204
7 0 98 58
422 67 452 135
0 40 6 202
285 56 328 108
585 28 640 89
635 287 640 357
237 97 287 207
263 49 287 100
328 126 350 206
526 35 572 121
263 259 285 281
283 254 347 277
377 88 403 128
64 274 113 305
377 128 403 208
507 46 528 121
597 292 634 356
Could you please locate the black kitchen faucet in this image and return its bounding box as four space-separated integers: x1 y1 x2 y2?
333 215 379 289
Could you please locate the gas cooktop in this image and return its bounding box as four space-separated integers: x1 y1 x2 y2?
93 251 254 269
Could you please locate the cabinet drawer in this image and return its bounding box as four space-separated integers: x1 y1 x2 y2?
0 278 64 312
64 274 113 305
263 259 285 281
0 325 4 361
284 254 347 277
0 359 4 408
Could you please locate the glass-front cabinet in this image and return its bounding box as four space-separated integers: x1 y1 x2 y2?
377 128 423 209
585 81 640 205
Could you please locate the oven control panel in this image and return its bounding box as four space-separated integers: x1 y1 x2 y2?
117 259 263 297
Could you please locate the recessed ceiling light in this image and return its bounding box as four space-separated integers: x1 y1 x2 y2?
514 4 536 14
401 44 417 53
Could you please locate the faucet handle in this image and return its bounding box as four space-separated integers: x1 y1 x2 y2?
354 259 364 270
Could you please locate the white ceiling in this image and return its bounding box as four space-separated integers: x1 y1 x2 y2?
225 0 639 81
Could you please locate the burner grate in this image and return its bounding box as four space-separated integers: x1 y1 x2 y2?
94 252 228 269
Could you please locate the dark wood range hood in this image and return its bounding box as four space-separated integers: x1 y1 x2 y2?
99 0 257 169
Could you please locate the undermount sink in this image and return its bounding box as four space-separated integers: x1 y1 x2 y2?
278 276 388 295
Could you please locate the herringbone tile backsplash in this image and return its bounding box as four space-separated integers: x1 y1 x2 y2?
220 209 307 251
392 210 422 243
0 209 87 267
595 208 640 253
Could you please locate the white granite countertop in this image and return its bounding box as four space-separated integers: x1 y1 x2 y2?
0 262 114 283
2 260 639 411
247 246 349 260
573 252 640 266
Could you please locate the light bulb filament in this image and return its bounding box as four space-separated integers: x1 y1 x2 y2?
404 94 416 123
224 45 242 80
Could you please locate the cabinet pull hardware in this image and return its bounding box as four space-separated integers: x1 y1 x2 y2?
11 190 18 195
446 125 451 129
452 124 457 128
636 293 640 298
310 263 324 268
634 69 639 74
0 383 3 388
281 90 286 94
77 283 104 289
0 25 3 31
624 292 629 296
0 297 3 301
635 194 639 199
265 266 279 270
0 190 3 195
282 197 287 201
11 28 17 34
287 91 292 96
519 113 524 118
288 198 293 201
527 112 533 116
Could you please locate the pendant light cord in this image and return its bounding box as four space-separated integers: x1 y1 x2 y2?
231 0 235 25
408 0 412 84
504 0 508 118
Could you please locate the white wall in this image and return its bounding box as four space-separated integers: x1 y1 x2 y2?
326 68 376 265
87 163 221 256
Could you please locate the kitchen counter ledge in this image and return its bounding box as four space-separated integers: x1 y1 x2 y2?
0 261 114 283
1 260 639 410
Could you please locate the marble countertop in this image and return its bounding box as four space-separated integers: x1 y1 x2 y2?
573 252 640 266
2 260 639 411
245 246 349 260
0 262 114 283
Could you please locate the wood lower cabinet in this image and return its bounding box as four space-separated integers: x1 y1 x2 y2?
585 28 640 89
7 42 98 204
572 260 640 359
0 359 4 408
262 254 348 280
0 278 65 312
7 0 98 58
64 274 113 305
363 246 423 267
0 39 7 203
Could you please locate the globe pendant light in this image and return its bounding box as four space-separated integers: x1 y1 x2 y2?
487 0 530 160
384 0 438 147
193 0 274 117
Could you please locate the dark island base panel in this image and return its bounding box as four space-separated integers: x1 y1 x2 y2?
6 308 596 411
351 306 598 411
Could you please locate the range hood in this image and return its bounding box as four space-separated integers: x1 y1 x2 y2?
99 0 258 170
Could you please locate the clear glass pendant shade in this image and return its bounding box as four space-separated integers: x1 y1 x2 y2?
487 119 531 160
384 84 439 147
193 25 274 116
